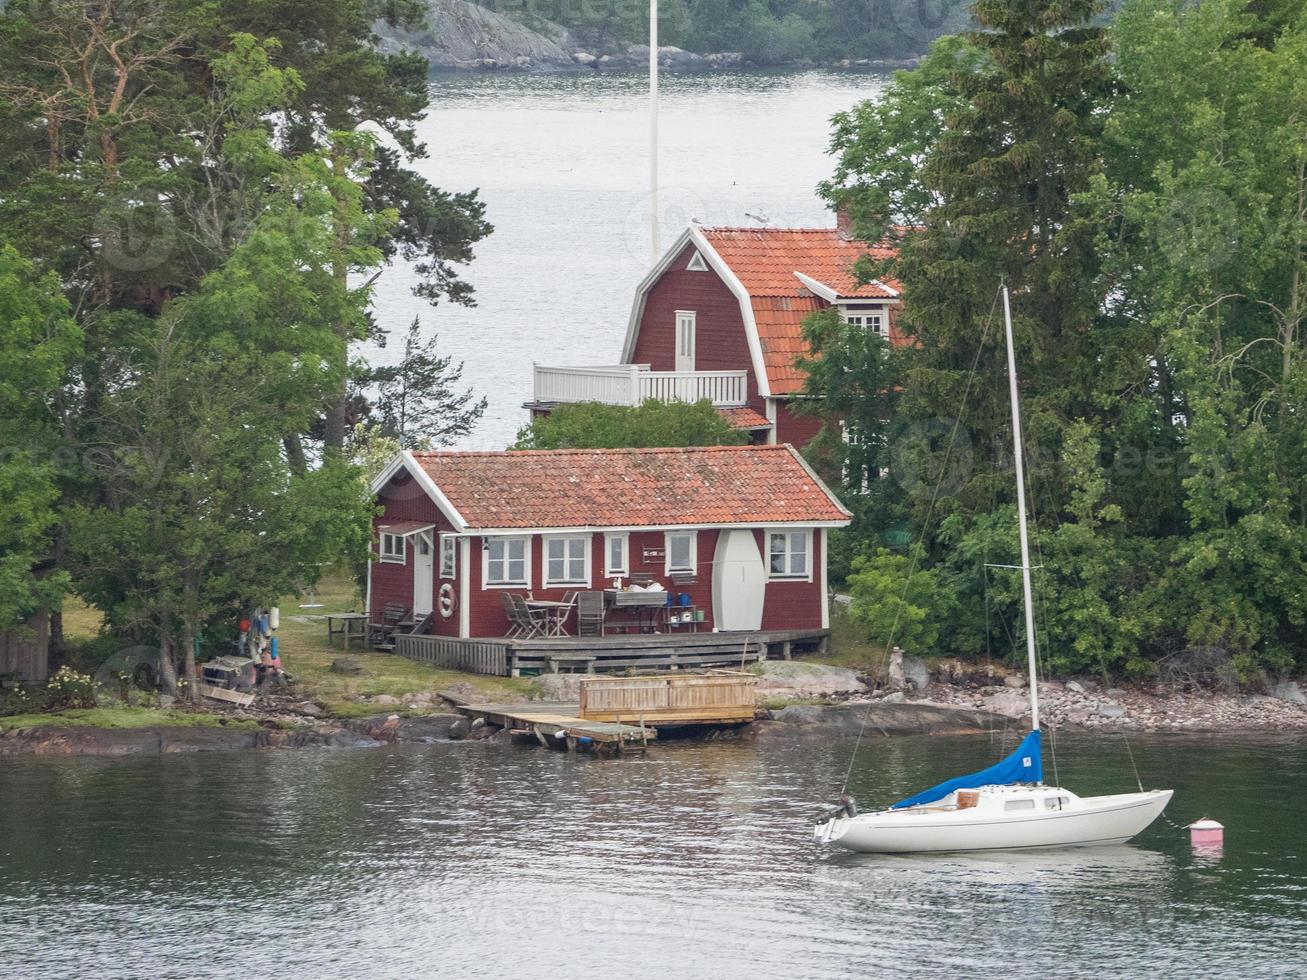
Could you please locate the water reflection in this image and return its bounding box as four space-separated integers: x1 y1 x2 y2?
1 734 1305 979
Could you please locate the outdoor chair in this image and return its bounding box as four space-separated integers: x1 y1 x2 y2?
576 591 605 637
507 593 548 638
366 602 409 650
551 591 579 636
500 592 532 638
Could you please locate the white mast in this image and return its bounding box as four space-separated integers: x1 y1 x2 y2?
1002 285 1041 731
648 0 659 264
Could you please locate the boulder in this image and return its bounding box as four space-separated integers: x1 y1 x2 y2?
369 694 400 706
572 51 596 67
530 674 585 702
1066 681 1085 694
982 690 1031 719
291 701 324 718
902 654 930 691
1097 701 1128 720
330 657 364 676
1271 680 1306 704
753 661 867 698
880 691 906 704
1003 674 1027 689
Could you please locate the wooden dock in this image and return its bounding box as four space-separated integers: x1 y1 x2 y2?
454 701 654 754
396 628 828 677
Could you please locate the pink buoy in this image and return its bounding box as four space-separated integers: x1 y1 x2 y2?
1188 818 1224 846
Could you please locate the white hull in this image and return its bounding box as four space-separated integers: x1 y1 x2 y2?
816 789 1173 854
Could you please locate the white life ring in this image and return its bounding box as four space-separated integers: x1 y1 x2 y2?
438 582 456 619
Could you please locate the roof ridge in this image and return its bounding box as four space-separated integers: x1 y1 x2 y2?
413 444 789 458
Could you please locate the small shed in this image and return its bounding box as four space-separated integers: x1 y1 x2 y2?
0 609 50 685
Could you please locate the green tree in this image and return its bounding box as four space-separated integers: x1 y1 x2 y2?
847 548 959 655
0 246 82 629
513 400 749 450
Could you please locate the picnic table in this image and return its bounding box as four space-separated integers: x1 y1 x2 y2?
326 612 369 649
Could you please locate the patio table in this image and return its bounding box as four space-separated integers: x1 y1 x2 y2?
326 612 369 649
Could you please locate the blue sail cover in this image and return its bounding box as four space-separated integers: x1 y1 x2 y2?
890 729 1043 810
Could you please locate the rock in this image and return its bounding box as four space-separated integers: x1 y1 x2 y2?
572 51 596 67
369 694 400 706
762 702 1013 737
1097 701 1128 720
373 0 579 72
901 654 929 691
448 717 471 739
329 657 364 676
530 674 585 702
1042 679 1064 691
1003 674 1027 689
1066 681 1085 694
1272 680 1306 704
1064 705 1093 726
982 690 1031 719
754 661 867 698
1106 687 1128 698
292 701 324 718
881 691 906 704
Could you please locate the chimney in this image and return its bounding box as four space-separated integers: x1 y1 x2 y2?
835 200 853 240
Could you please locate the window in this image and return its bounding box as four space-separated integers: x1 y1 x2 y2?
439 534 457 579
842 422 878 493
686 251 708 271
1004 799 1037 812
604 533 629 578
665 531 696 574
768 530 811 579
1044 796 1069 811
485 536 529 586
842 310 886 336
545 535 589 586
380 532 406 564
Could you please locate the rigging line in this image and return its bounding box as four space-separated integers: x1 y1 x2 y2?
837 284 1005 799
1120 731 1145 793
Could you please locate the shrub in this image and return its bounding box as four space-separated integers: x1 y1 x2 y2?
46 666 100 709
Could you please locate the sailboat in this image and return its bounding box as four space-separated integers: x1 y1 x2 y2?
814 286 1173 854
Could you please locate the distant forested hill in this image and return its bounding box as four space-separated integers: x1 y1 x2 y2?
493 0 972 65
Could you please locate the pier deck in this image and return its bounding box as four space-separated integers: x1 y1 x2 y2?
455 701 655 754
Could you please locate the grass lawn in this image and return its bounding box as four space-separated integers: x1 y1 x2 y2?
0 707 262 731
277 569 529 717
812 604 889 677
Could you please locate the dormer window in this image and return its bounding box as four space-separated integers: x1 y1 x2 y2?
842 309 886 336
686 251 708 271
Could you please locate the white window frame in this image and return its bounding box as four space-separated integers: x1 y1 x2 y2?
675 310 696 372
842 308 886 336
482 535 531 589
543 534 591 587
604 532 629 578
380 532 406 565
439 533 457 580
664 530 697 575
767 528 813 582
686 251 708 271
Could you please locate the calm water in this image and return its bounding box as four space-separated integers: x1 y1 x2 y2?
369 71 886 448
2 732 1304 978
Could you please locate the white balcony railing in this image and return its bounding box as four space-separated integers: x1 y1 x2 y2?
533 364 749 408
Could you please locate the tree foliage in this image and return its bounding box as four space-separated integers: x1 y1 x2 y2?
513 400 749 450
819 0 1307 676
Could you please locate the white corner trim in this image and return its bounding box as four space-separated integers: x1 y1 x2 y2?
820 528 830 629
369 451 469 532
458 537 471 638
783 442 854 519
621 226 695 364
794 271 838 303
691 226 773 398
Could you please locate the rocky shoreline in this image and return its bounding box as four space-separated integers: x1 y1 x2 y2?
4 661 1306 755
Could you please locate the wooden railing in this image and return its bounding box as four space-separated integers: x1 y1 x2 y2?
396 634 509 676
578 672 758 723
533 364 748 408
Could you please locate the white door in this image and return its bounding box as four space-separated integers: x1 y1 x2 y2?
413 532 434 616
712 529 766 631
675 311 696 372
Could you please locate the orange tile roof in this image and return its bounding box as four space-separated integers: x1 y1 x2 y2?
699 227 900 395
716 406 772 430
409 445 850 530
700 227 899 299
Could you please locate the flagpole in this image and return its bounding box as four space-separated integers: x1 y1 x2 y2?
649 0 659 265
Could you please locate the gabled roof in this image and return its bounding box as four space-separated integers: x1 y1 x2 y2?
698 227 899 300
375 445 850 532
716 406 772 430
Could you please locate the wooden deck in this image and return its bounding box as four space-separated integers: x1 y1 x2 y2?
454 701 654 754
394 628 828 677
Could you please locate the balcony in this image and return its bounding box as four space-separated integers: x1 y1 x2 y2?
531 364 749 409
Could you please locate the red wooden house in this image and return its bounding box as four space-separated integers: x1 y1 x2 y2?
528 214 905 448
367 445 850 647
